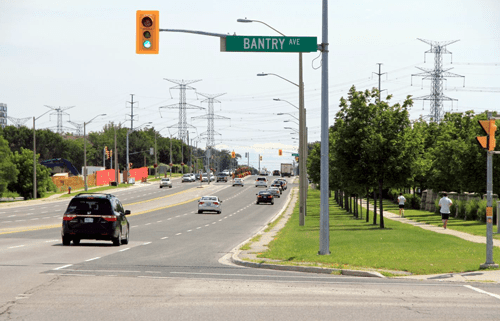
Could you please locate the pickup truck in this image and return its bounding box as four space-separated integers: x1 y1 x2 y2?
216 174 228 182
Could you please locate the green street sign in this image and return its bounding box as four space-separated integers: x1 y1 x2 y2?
221 36 317 53
292 153 299 157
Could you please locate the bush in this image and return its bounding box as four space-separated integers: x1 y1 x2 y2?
456 199 467 219
477 200 488 222
465 199 479 221
403 193 421 210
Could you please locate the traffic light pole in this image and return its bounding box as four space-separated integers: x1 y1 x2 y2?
480 112 499 269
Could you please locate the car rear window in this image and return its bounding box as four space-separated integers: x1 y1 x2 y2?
257 178 266 181
66 198 112 215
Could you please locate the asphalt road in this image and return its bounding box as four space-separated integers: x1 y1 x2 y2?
1 176 500 320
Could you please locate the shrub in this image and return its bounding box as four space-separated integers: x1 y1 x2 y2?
456 200 467 219
477 200 488 222
434 198 441 215
465 199 479 221
403 193 421 210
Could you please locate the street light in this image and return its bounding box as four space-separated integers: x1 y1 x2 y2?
241 17 307 226
285 127 299 133
126 122 152 180
277 112 299 121
284 119 299 125
84 114 106 191
32 109 52 199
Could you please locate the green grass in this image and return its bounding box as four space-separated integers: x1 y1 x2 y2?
259 189 500 275
369 199 500 241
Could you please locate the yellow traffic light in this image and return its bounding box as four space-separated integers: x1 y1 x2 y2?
295 156 299 162
110 150 113 158
136 10 159 54
260 155 262 161
231 151 235 158
477 120 497 151
278 149 282 156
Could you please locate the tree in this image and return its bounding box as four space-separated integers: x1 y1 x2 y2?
8 147 55 199
0 136 19 196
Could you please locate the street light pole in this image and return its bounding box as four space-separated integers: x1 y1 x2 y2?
83 114 106 191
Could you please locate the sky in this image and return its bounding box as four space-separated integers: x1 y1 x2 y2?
1 0 499 171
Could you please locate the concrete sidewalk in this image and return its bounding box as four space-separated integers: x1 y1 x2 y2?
231 184 500 283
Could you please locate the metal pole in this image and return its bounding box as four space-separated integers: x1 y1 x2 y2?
481 113 498 268
299 52 305 226
84 122 88 191
114 126 118 184
126 130 130 182
319 0 330 255
33 117 36 200
170 135 172 177
155 132 158 178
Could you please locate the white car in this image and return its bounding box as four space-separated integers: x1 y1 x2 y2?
255 177 268 188
233 178 244 187
198 196 222 214
182 174 194 182
267 186 281 198
159 178 172 188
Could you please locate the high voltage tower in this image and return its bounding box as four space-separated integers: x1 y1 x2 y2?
159 79 204 143
7 116 31 128
67 121 84 136
193 92 230 150
411 38 465 122
44 105 75 134
126 94 138 131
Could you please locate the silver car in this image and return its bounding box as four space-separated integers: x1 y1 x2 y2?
182 174 194 182
198 196 222 214
233 178 244 187
267 186 281 198
159 178 172 188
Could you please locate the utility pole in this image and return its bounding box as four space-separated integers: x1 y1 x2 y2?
372 63 386 102
126 94 138 131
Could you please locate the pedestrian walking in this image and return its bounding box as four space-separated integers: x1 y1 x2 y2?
397 193 406 217
438 192 453 229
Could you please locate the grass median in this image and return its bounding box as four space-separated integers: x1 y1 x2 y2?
258 189 500 275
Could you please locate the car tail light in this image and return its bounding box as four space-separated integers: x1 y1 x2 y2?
102 215 117 222
63 214 76 221
199 202 204 205
269 195 273 198
213 202 219 205
257 195 262 198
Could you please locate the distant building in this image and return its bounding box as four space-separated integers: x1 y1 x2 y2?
0 103 6 129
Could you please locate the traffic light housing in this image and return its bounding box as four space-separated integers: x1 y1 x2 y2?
477 120 497 151
110 150 113 158
278 149 282 156
136 10 159 54
231 151 235 158
260 155 262 161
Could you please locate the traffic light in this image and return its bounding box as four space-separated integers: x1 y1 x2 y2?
477 120 497 151
136 10 159 54
104 146 109 159
231 151 235 158
295 156 299 162
110 150 113 158
278 149 282 156
260 155 262 161
129 163 133 169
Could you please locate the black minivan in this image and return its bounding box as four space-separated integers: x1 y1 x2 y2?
61 193 131 246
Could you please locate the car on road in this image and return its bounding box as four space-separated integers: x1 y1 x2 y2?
160 178 172 188
233 178 244 187
217 173 228 182
256 190 274 205
182 174 194 182
267 186 281 198
270 181 283 193
255 177 268 188
275 178 287 190
61 193 131 246
198 196 223 214
273 170 280 176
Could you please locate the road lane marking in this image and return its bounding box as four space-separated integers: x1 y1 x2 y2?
187 230 192 232
175 233 182 236
145 223 151 226
464 285 500 300
161 237 168 239
85 257 101 262
131 225 138 228
9 245 25 249
53 264 73 270
143 242 152 245
119 248 130 252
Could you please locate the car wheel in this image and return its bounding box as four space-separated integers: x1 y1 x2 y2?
72 238 80 245
198 210 202 214
169 186 172 188
121 228 129 245
112 231 121 246
160 186 163 188
271 201 274 205
62 236 71 246
256 202 259 205
217 211 221 214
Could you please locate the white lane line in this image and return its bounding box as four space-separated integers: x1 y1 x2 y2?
4 221 12 223
167 218 172 220
218 219 223 222
43 217 50 219
85 257 101 262
143 242 152 245
205 224 210 227
131 225 138 228
8 215 16 218
212 222 216 224
9 245 25 249
119 248 130 252
196 227 201 229
41 211 48 213
157 221 162 223
145 223 151 226
15 220 26 222
187 230 192 232
464 285 500 300
161 236 168 240
53 264 73 271
31 218 39 220
175 233 182 236
45 240 59 243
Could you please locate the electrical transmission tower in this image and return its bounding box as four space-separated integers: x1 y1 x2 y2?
411 38 465 122
7 116 31 128
192 93 230 171
126 94 138 131
44 105 75 134
67 121 84 136
159 79 204 143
